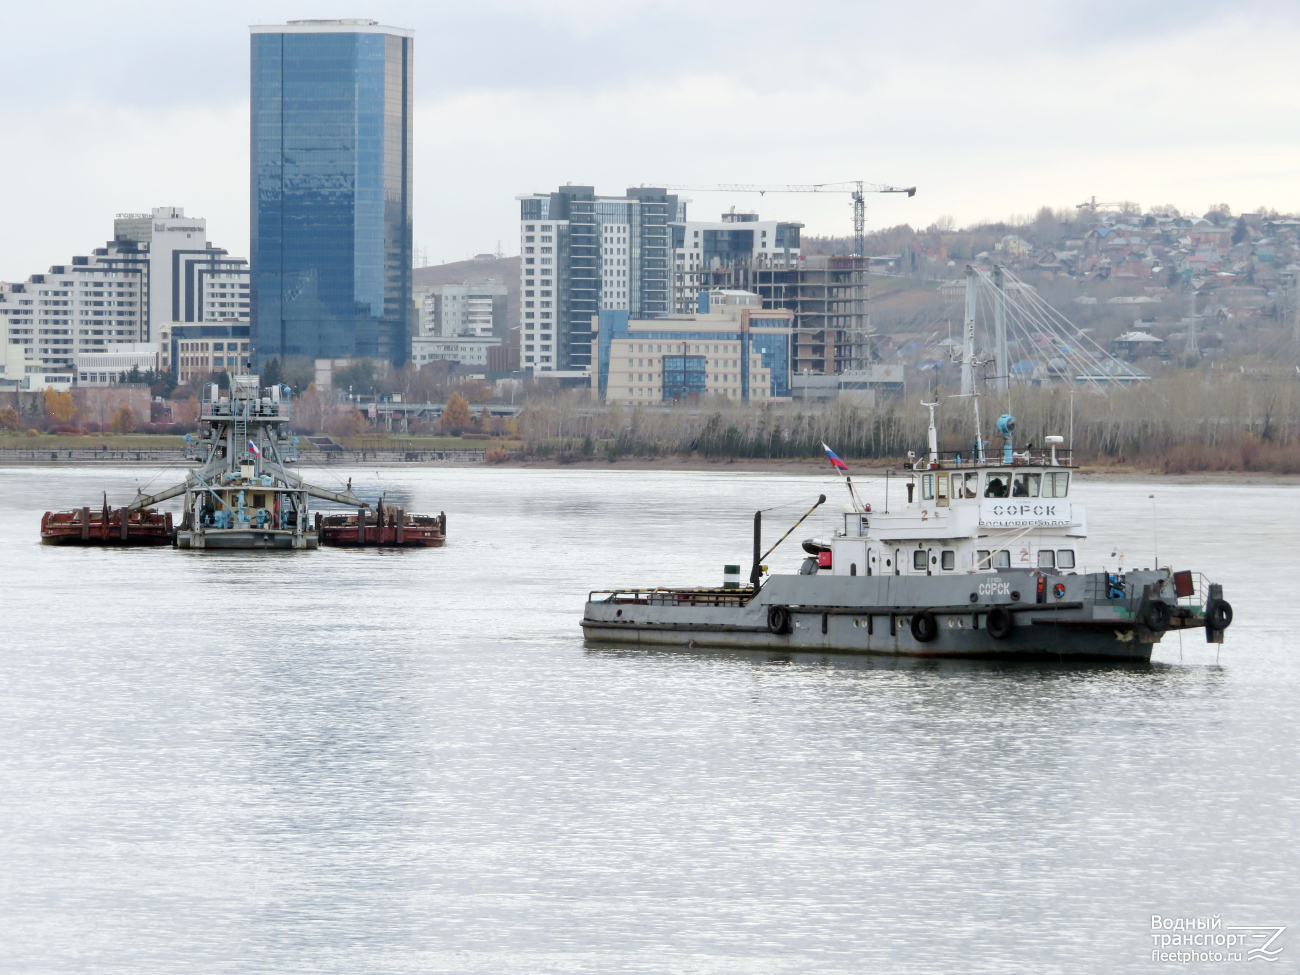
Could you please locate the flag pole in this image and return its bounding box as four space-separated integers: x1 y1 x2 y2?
822 441 859 512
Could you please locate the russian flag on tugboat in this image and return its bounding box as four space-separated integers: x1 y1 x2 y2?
247 441 261 457
821 442 849 472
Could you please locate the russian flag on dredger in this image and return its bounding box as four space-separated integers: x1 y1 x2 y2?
821 442 849 471
247 441 261 457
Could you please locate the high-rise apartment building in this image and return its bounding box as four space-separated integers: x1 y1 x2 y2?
250 19 414 367
516 186 684 375
1 207 248 391
108 208 249 335
416 282 507 338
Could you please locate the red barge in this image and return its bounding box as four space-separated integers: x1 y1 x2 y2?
41 497 173 546
316 502 445 548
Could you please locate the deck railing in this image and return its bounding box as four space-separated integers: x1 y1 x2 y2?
590 587 755 607
905 447 1075 470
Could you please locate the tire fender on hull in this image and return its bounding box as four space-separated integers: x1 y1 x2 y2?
986 606 1015 640
767 605 791 635
910 610 939 643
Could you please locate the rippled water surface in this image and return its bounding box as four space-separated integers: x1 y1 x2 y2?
1 465 1295 973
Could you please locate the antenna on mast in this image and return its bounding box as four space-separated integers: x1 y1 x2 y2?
921 401 939 467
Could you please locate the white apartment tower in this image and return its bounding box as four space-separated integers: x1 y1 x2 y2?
108 207 250 332
0 207 249 390
2 266 145 391
516 186 684 374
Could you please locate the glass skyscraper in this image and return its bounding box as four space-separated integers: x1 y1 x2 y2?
250 20 413 367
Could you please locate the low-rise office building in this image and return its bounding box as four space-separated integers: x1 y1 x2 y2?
75 344 160 387
592 290 793 405
163 324 252 383
411 335 499 369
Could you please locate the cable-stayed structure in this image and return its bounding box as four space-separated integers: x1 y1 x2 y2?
954 264 1136 395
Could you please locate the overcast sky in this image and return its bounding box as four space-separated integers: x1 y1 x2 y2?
2 0 1297 280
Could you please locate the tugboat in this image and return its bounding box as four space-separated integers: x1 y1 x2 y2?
126 375 368 549
581 407 1233 661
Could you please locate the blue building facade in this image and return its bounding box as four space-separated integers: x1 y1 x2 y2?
250 20 413 367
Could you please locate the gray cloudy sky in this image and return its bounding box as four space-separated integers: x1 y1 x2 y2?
1 0 1297 279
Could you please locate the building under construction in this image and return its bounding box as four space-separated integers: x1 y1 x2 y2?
663 180 914 378
701 254 872 375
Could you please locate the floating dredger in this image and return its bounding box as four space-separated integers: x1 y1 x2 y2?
41 375 445 550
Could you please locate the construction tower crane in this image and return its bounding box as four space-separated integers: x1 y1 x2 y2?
658 181 916 373
661 181 916 256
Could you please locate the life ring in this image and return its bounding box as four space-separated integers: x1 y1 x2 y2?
910 610 939 643
986 606 1015 640
767 605 791 635
1142 600 1172 632
1208 600 1233 631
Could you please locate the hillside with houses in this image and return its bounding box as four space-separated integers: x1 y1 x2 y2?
809 203 1300 384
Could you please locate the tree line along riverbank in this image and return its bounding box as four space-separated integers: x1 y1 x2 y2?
514 372 1300 474
5 371 1300 473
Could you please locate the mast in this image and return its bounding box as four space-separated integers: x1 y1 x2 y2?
961 264 977 395
993 264 1009 393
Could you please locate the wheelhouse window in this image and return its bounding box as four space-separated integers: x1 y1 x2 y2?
941 550 956 571
1012 472 1041 498
1044 472 1070 498
961 472 979 498
1057 549 1076 569
1037 549 1055 568
913 550 927 570
977 550 991 569
984 472 1011 498
936 473 949 506
921 474 935 501
993 550 1011 569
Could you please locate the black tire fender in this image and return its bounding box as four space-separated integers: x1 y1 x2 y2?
767 605 791 635
910 609 939 643
1208 600 1233 631
1143 600 1172 632
986 606 1016 640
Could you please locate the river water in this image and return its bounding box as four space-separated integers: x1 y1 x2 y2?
0 465 1294 973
